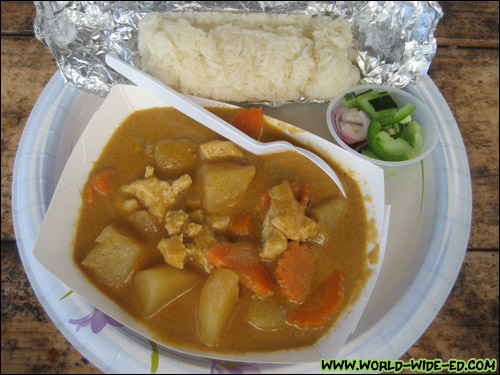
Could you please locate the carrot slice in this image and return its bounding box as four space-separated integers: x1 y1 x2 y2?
275 242 316 304
207 242 274 297
256 191 271 212
230 213 252 235
299 186 312 207
84 183 98 204
287 271 343 328
92 169 114 195
84 169 114 204
231 107 263 140
290 182 301 199
207 242 231 268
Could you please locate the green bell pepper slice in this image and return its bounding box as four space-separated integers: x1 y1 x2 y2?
367 120 419 161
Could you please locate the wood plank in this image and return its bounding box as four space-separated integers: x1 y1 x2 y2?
436 1 499 48
1 241 102 374
400 251 499 374
0 1 36 35
0 36 57 241
1 332 103 374
429 47 499 250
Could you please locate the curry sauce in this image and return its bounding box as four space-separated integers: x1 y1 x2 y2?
73 107 369 353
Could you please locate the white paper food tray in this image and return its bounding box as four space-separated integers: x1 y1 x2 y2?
33 85 389 363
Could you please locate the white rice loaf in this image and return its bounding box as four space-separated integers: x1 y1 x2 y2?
138 12 360 102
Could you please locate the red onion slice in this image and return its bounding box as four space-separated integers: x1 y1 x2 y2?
331 107 370 145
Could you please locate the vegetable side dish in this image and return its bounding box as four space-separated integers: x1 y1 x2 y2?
331 90 424 161
74 106 371 353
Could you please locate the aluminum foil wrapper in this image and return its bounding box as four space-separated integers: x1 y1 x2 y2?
34 1 443 102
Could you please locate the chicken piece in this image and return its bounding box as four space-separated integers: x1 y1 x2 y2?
144 165 155 178
200 140 243 161
261 228 288 260
172 174 193 195
271 215 317 242
158 235 188 269
165 210 189 236
120 198 140 214
121 172 192 222
183 222 203 238
206 215 231 232
186 226 217 273
260 181 317 260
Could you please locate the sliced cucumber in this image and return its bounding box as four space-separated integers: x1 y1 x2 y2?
342 91 358 108
382 123 402 136
369 95 398 112
399 120 424 153
379 103 416 126
367 119 419 161
399 114 412 124
359 146 380 160
357 91 396 121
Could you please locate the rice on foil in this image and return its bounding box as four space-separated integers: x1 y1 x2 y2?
33 2 443 101
138 12 360 102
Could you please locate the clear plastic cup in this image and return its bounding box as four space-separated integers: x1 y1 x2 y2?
326 84 438 174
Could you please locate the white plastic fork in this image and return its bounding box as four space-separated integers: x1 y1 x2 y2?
105 52 345 197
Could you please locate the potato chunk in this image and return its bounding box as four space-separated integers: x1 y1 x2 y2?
309 196 347 233
247 295 286 330
81 226 144 288
199 163 255 213
132 265 201 318
127 210 159 234
154 138 199 173
200 140 243 160
197 268 240 346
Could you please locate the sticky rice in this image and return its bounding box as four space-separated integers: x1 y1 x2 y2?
138 12 360 102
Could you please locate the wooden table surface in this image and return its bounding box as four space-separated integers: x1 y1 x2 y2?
1 2 498 374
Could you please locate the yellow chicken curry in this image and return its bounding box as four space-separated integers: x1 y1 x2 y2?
73 106 370 353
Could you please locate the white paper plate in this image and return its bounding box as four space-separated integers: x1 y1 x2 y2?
12 72 472 373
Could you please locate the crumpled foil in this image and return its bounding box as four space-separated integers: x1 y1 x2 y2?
34 1 443 103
